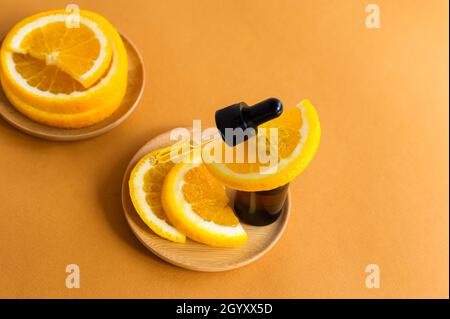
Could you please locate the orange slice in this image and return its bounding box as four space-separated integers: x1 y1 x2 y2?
0 10 128 128
129 149 186 243
5 10 112 88
203 99 321 191
162 159 247 248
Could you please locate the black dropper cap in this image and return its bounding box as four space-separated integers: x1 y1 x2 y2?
215 98 283 146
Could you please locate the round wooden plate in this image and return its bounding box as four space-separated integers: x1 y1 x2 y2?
121 130 291 272
0 34 144 141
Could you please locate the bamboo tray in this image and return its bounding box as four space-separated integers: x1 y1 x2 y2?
121 130 290 272
0 34 144 141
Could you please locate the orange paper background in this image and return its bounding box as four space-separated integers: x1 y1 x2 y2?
0 0 448 298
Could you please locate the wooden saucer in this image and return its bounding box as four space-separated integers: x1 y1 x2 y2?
121 130 290 272
0 34 144 141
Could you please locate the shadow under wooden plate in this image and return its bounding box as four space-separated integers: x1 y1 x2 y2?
0 34 145 141
121 130 291 272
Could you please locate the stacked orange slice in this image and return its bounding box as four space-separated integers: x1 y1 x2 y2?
0 10 128 128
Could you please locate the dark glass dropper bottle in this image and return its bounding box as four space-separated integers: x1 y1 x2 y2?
215 98 288 226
